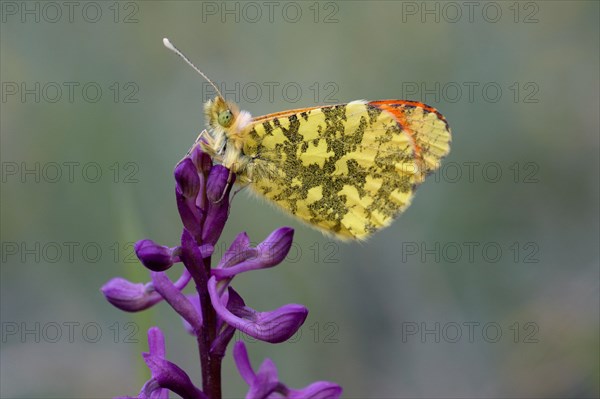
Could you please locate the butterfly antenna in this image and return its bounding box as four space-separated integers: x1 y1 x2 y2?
162 37 224 99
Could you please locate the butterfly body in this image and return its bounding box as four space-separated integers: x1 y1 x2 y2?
199 96 451 240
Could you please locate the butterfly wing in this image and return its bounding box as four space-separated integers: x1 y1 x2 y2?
240 100 451 239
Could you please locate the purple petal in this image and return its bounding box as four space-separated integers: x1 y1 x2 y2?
173 268 193 290
175 159 207 243
180 294 202 335
190 144 212 212
152 272 203 333
245 358 280 399
206 165 232 203
233 341 256 385
202 199 230 246
189 143 212 175
208 277 308 343
250 303 308 344
175 158 200 199
233 341 343 399
202 166 234 245
101 278 160 312
212 228 294 279
210 324 236 357
287 382 343 399
257 227 294 267
147 327 166 358
140 328 169 399
217 232 253 269
176 189 205 242
138 378 167 399
225 286 246 312
135 240 176 272
143 353 207 399
198 244 215 258
180 229 209 283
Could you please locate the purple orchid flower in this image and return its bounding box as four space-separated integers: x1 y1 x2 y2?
233 341 342 399
115 327 206 399
102 144 342 398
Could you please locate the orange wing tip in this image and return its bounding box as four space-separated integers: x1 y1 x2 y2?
369 100 449 129
368 100 423 157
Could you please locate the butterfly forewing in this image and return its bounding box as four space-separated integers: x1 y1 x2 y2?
239 100 451 239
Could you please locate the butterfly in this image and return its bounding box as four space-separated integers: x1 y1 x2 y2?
164 39 451 240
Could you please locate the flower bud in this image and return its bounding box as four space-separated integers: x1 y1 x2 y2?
101 278 158 312
135 240 175 271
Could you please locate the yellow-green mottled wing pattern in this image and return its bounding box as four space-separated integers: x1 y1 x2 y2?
240 100 451 239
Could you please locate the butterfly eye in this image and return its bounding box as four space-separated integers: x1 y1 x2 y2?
218 110 233 127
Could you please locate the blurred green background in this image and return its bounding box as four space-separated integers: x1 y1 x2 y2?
1 1 598 397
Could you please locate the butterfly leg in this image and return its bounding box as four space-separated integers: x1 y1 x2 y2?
188 130 209 155
215 168 235 203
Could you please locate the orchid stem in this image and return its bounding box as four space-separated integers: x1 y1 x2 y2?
195 254 222 399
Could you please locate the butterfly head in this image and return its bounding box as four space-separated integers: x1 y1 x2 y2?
204 96 238 130
204 96 253 140
161 38 251 139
